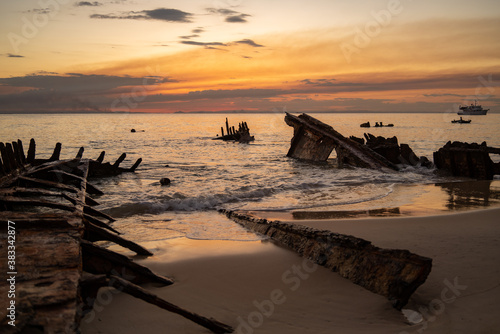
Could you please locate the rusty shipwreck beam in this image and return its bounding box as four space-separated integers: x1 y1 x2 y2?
80 274 233 334
284 113 398 171
221 210 432 310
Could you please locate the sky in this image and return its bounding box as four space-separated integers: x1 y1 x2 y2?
0 0 499 113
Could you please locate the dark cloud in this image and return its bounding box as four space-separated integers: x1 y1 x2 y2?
91 8 193 23
0 73 175 93
301 79 337 87
0 89 104 113
180 41 227 47
181 38 263 49
145 8 192 22
206 8 239 16
148 88 290 102
75 1 102 6
0 72 178 113
23 8 51 14
206 7 251 23
180 34 200 40
7 54 24 58
192 28 205 34
234 39 264 47
226 14 250 23
424 93 465 97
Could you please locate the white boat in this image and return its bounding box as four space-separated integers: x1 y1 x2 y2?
458 101 488 115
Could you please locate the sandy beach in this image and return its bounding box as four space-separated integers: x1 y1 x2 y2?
80 206 500 334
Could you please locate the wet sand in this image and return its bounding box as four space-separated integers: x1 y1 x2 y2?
81 206 500 334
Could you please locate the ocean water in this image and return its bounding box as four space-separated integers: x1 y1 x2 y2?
2 112 500 242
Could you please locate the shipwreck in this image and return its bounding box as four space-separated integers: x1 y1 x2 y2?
284 113 499 180
284 113 425 171
213 118 254 143
0 139 233 334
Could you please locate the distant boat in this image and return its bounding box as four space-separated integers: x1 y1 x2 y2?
374 122 394 127
458 101 488 115
451 117 471 124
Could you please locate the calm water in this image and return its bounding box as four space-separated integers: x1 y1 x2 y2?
2 112 500 242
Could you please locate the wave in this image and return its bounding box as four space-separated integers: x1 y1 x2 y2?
104 186 278 217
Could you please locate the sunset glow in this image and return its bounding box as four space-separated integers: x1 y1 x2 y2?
1 0 499 113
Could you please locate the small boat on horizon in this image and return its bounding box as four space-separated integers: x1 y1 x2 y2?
458 101 488 115
452 117 471 124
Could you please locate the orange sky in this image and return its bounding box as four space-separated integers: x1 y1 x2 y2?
1 0 499 113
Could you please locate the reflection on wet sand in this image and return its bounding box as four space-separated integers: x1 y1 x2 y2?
436 180 500 210
289 180 500 220
292 208 401 220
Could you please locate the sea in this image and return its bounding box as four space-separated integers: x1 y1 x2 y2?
2 112 500 243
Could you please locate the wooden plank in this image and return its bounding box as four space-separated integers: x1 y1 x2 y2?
5 143 19 170
0 143 14 173
18 175 79 193
26 138 36 164
96 151 105 163
83 220 153 256
0 196 77 212
17 139 26 165
83 205 116 222
47 170 104 195
11 141 23 166
0 217 82 333
75 147 84 159
112 153 126 168
80 274 234 334
129 158 142 172
49 142 62 161
81 240 174 286
0 158 5 177
83 214 121 234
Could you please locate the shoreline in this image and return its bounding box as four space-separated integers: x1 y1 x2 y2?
81 206 500 334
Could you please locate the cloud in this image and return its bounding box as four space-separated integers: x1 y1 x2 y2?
75 1 102 6
0 73 175 93
225 14 250 23
147 88 290 103
180 41 227 48
234 39 264 47
192 28 205 34
0 89 105 113
91 8 193 23
301 78 337 86
206 8 239 16
180 34 200 40
180 38 263 49
206 7 251 23
23 8 51 14
424 93 465 97
6 54 24 58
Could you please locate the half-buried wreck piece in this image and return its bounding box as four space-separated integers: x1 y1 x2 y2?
222 210 432 310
